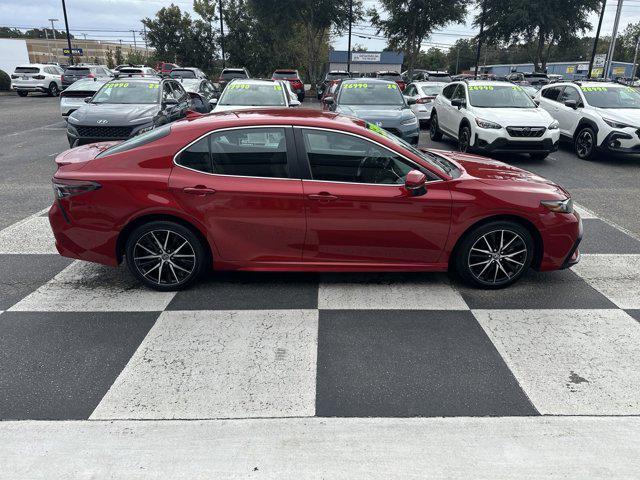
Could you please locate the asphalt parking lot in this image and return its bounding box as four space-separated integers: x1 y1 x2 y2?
1 93 640 477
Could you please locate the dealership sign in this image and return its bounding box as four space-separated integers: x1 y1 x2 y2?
351 52 381 62
62 47 83 56
594 54 606 68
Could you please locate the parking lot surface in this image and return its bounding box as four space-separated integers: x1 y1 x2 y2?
1 94 640 477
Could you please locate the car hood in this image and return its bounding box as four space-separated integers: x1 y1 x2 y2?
473 107 552 126
337 104 409 122
68 103 159 125
594 107 640 126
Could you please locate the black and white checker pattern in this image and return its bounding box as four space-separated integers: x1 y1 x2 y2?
1 204 640 420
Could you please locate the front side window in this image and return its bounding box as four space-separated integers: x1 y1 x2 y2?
559 87 581 104
451 85 466 101
92 81 160 104
580 86 640 109
441 83 458 99
338 82 404 105
302 129 419 185
468 85 536 108
218 83 286 106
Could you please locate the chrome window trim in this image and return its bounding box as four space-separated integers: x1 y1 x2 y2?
172 124 299 181
294 125 444 185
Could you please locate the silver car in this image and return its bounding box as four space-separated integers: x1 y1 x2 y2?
59 78 108 118
403 81 447 127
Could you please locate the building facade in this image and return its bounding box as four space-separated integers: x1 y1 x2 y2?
21 38 150 66
328 51 404 74
479 60 635 80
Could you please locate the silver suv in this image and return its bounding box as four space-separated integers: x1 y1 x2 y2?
11 64 64 97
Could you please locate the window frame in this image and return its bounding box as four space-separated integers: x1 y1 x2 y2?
292 126 442 186
173 125 300 181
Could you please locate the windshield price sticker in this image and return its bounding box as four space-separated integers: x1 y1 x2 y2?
228 84 251 90
469 85 494 91
148 83 159 89
273 85 282 91
108 82 130 88
581 86 608 92
511 86 523 91
387 84 398 89
367 122 388 137
344 83 369 89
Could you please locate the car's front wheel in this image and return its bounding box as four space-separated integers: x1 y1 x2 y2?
454 221 534 289
17 90 28 97
125 220 208 291
458 125 472 153
574 126 597 160
429 112 443 141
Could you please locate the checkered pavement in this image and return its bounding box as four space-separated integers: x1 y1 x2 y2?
1 205 640 421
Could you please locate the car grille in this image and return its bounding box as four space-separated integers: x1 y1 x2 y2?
76 126 133 139
506 126 546 138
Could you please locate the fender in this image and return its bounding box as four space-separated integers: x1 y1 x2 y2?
573 118 599 142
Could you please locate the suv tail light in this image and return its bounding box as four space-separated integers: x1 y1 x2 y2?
33 75 45 80
53 179 101 199
416 96 436 104
86 73 96 78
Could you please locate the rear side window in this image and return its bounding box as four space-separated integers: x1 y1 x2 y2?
96 125 171 158
15 67 39 74
176 137 212 173
542 86 562 101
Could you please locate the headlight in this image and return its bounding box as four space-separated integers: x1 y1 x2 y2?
603 117 633 129
548 120 559 130
475 118 502 129
541 198 573 214
401 116 418 126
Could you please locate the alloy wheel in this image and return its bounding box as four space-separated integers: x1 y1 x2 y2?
50 84 59 96
467 229 528 285
576 130 593 158
132 230 196 287
459 129 469 152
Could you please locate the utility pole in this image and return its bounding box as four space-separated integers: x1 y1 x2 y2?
48 18 59 40
143 25 149 59
474 0 487 78
219 0 226 68
60 0 74 65
131 30 137 50
455 47 460 75
588 0 607 78
632 35 640 82
604 0 624 79
347 0 353 73
44 27 52 62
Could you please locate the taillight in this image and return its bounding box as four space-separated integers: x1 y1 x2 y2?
416 96 436 104
33 75 45 80
61 74 65 82
11 74 19 79
86 73 96 78
53 179 101 199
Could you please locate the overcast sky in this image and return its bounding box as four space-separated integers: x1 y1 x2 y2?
2 0 640 53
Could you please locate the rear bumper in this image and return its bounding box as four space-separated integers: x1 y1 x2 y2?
11 83 49 92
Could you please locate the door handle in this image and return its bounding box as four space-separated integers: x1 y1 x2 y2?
308 193 338 202
183 186 216 195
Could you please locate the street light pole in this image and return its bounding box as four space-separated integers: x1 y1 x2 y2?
631 35 640 82
60 0 74 65
474 0 487 78
219 0 226 68
347 0 353 74
588 0 606 79
48 18 59 40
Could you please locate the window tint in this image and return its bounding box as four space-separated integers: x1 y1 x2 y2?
171 82 187 100
542 86 562 101
302 129 416 185
451 85 466 101
404 84 416 96
15 67 40 74
559 87 581 103
208 128 289 178
442 83 457 99
176 137 212 173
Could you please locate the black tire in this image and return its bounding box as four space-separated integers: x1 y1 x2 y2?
429 112 443 141
574 126 597 160
47 83 59 97
17 90 28 97
419 119 428 130
458 124 472 153
125 220 208 291
454 220 534 289
529 152 549 160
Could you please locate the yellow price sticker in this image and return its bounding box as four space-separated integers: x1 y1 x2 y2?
387 83 398 89
108 82 129 88
469 85 494 91
581 86 608 92
229 84 251 90
148 83 159 89
274 85 282 91
344 83 368 89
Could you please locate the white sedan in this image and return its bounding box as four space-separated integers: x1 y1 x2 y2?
403 81 447 127
212 79 299 113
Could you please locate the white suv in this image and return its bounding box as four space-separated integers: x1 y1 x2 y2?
11 64 64 97
535 81 640 160
430 80 560 160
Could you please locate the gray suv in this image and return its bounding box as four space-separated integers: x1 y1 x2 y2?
62 65 113 88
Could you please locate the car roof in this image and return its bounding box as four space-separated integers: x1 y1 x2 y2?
16 64 47 68
342 78 395 84
227 78 275 85
414 81 447 86
107 76 161 84
222 68 246 72
464 80 514 87
554 81 619 87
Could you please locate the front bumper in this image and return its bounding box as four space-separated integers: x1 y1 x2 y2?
598 130 640 154
475 135 559 154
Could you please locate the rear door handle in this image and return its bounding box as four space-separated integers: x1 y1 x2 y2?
308 193 338 202
183 186 216 195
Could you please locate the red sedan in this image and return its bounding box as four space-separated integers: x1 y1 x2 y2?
49 109 582 291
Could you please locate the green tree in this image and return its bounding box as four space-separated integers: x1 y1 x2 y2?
369 0 469 76
475 0 600 71
0 27 23 38
114 46 124 65
105 47 115 69
446 38 476 73
416 47 447 70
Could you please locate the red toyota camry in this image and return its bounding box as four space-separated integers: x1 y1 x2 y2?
49 109 582 291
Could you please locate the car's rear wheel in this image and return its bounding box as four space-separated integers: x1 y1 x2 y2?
454 221 533 289
458 125 472 153
429 112 443 140
575 126 597 160
530 152 549 160
125 221 207 291
17 90 28 97
48 83 59 97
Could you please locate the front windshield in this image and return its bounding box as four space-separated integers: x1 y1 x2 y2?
92 81 160 104
170 70 196 79
468 85 536 108
581 86 640 109
218 83 286 106
339 82 404 105
364 122 457 176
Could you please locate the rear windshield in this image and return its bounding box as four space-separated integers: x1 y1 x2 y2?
65 79 105 91
96 124 172 158
15 67 39 74
219 82 286 106
428 73 451 82
92 81 160 104
170 69 196 79
419 84 444 96
327 72 350 80
272 71 297 79
221 70 247 79
377 73 401 80
119 68 143 74
65 67 90 74
338 82 404 105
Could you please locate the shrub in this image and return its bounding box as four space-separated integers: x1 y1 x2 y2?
0 69 10 91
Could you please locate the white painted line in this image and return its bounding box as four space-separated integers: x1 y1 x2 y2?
0 216 56 254
474 309 640 415
9 261 176 312
0 207 49 234
1 417 639 478
319 274 468 310
573 202 598 219
91 309 318 420
574 202 640 242
571 254 640 309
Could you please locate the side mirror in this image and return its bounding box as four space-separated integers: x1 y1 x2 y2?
564 99 578 109
404 170 427 196
84 97 92 103
405 96 417 105
162 98 179 109
322 96 334 105
290 98 301 107
209 98 218 106
533 99 540 106
451 98 465 109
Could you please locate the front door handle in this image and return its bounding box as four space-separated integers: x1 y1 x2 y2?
183 186 216 195
308 192 338 202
